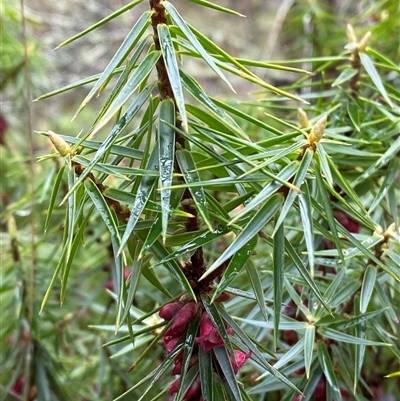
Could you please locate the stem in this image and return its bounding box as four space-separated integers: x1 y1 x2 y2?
149 0 206 284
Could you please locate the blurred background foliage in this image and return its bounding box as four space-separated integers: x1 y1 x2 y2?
0 0 399 400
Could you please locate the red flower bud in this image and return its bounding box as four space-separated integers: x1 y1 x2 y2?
168 375 201 400
166 302 199 337
184 375 201 399
172 353 198 375
163 335 180 353
159 301 184 321
12 376 25 394
196 313 231 351
229 350 251 374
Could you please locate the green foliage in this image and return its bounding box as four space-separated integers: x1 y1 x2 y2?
1 1 399 400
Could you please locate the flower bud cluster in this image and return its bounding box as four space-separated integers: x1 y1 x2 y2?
159 296 251 401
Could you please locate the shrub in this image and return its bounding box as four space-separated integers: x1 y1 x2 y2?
2 1 399 400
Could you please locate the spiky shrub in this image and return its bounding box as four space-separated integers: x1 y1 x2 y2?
3 1 399 400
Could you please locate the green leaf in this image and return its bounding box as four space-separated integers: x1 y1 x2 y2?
329 281 360 308
75 10 152 116
178 24 307 103
317 343 341 394
157 225 231 266
245 259 269 322
186 0 245 16
90 37 149 126
73 155 157 179
212 236 257 302
360 265 377 313
157 24 188 132
326 155 366 214
176 320 199 401
211 98 286 136
44 165 65 233
199 347 213 401
351 133 400 188
162 1 234 92
368 157 399 213
65 170 77 262
375 281 398 322
322 268 346 307
239 140 307 179
202 193 284 280
180 70 248 139
331 68 358 87
314 162 344 263
120 243 143 325
298 186 315 277
34 67 125 101
140 188 185 256
229 161 299 225
213 346 242 401
61 83 155 203
158 98 176 241
61 208 92 303
84 178 124 327
273 147 314 234
133 344 183 401
284 239 329 310
336 226 398 280
141 260 173 298
119 145 159 254
318 327 391 346
256 338 305 381
304 324 315 379
273 222 285 350
90 50 161 137
212 377 227 401
360 52 393 107
40 132 144 161
315 143 333 187
55 0 145 48
176 149 213 231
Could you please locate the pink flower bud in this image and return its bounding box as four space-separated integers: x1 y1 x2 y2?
229 350 251 374
172 353 198 375
196 313 231 351
166 302 199 337
184 375 201 399
163 335 180 353
168 375 201 400
159 301 185 321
